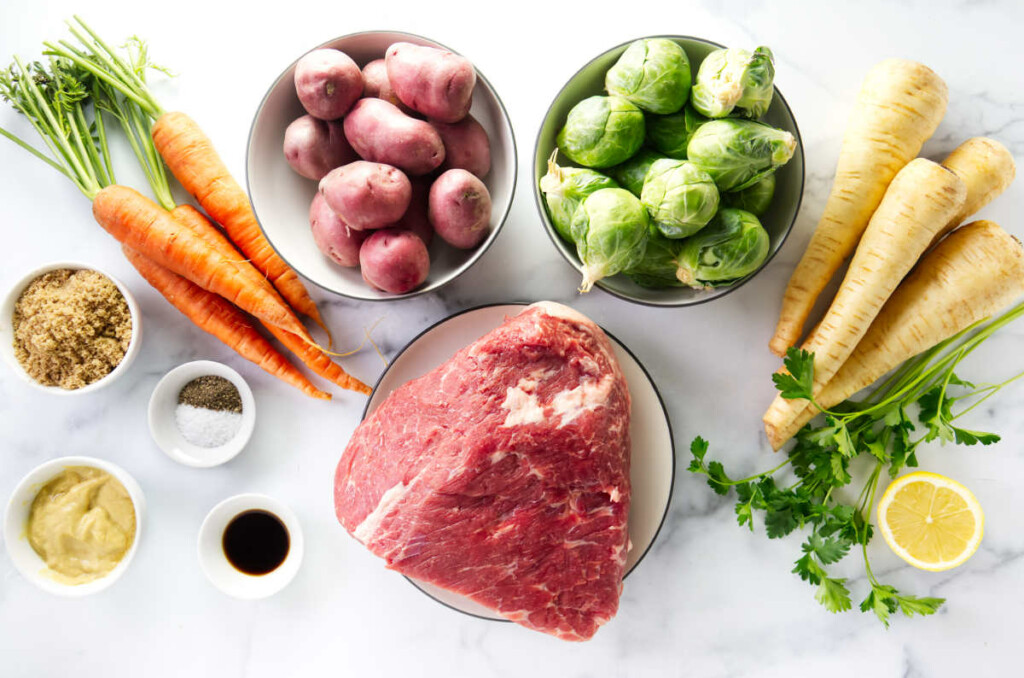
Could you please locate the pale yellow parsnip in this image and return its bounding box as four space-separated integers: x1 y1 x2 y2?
931 137 1016 246
770 59 948 356
763 158 965 445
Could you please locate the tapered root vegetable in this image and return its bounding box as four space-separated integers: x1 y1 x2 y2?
310 192 366 267
343 98 445 175
763 158 966 442
769 220 1024 449
770 59 948 356
283 115 357 181
386 42 476 123
931 137 1016 246
319 161 411 231
152 111 328 333
432 114 491 178
93 185 308 337
359 229 430 294
173 202 370 394
122 245 330 399
295 49 363 120
428 169 492 249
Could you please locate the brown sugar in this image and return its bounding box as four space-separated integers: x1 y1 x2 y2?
12 268 133 390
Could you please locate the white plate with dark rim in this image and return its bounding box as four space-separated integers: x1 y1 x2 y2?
362 302 675 621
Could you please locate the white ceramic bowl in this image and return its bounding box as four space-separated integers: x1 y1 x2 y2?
148 360 256 468
3 456 145 596
197 493 304 599
0 261 142 394
246 30 517 301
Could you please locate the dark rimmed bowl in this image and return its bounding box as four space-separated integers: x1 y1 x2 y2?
533 36 804 307
358 302 675 622
246 31 517 302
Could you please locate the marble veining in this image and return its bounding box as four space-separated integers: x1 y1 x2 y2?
2 1 1024 677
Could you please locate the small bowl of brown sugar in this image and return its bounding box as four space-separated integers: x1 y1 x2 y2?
148 360 256 467
0 262 141 395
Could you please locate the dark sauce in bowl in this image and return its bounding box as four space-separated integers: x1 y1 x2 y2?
222 510 289 575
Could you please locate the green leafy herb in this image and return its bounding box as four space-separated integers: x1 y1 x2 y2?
689 303 1024 626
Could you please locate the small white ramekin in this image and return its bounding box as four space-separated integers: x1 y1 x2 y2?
148 360 256 468
3 455 146 596
197 493 303 599
0 261 142 395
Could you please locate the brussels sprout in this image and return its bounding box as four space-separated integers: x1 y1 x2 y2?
607 148 665 197
640 159 720 239
539 152 619 241
722 173 776 216
556 95 645 168
645 105 709 159
570 188 650 292
675 208 770 288
686 119 796 192
690 46 775 119
605 39 691 115
625 234 684 288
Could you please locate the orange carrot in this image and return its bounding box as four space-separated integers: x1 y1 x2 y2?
93 185 310 338
151 111 329 337
122 244 330 399
171 204 370 395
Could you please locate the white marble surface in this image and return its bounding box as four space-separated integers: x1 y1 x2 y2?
2 1 1023 676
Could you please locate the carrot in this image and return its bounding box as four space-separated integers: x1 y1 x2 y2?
122 244 330 399
151 111 329 338
931 137 1016 246
92 185 307 338
171 204 371 395
763 159 965 442
770 60 948 356
768 220 1024 449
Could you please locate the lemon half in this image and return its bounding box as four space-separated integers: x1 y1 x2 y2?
876 471 984 572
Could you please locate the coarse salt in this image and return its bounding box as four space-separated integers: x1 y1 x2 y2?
174 403 243 448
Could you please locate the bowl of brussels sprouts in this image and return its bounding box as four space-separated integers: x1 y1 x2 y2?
534 36 804 306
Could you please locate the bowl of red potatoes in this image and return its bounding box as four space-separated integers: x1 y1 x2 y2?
246 31 516 300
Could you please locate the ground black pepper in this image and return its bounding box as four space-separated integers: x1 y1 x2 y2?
177 375 242 413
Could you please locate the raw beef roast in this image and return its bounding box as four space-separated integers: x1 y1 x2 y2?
334 301 631 641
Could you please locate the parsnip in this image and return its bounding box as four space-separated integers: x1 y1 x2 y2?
768 220 1024 449
770 59 948 356
764 159 965 444
931 137 1016 245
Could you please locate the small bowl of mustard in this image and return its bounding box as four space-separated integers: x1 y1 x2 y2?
3 456 145 596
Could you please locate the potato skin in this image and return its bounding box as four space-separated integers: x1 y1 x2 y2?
319 161 412 231
343 98 445 176
385 42 476 123
432 114 491 178
359 228 430 294
428 169 492 249
283 115 358 181
309 192 366 267
361 58 416 115
295 49 363 120
393 177 434 246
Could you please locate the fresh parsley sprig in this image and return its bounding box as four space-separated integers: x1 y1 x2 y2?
689 302 1024 625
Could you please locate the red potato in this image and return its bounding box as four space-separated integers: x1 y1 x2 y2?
319 161 411 231
428 169 492 249
385 42 476 123
295 49 364 120
360 228 430 294
394 177 434 246
309 192 366 267
283 115 358 181
432 114 491 178
361 59 415 115
343 98 445 176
